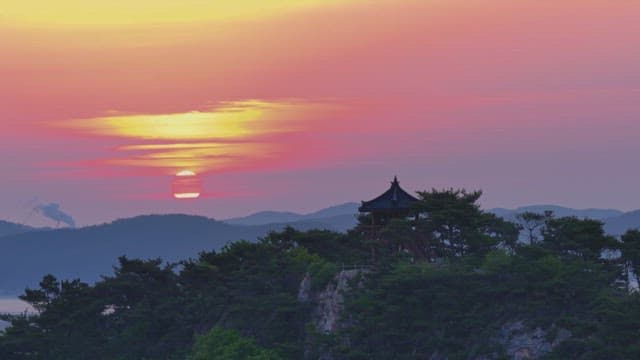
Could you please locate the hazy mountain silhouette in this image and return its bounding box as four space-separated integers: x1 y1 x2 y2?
0 215 267 294
223 202 359 226
223 211 303 225
258 214 358 233
0 209 359 294
490 205 640 238
0 220 37 238
490 205 623 221
302 202 359 220
3 203 640 295
604 210 640 236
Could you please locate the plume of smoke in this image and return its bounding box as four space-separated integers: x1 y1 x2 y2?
34 203 76 228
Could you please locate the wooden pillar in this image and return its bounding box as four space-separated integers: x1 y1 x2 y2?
371 212 376 264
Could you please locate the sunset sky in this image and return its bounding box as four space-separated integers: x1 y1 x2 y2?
2 0 640 226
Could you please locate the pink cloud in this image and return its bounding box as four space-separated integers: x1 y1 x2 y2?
2 0 640 224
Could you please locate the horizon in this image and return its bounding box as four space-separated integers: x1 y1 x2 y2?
2 178 637 227
4 198 635 229
3 2 640 356
3 0 640 226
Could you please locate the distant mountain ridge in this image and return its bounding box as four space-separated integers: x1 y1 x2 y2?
0 220 36 238
0 215 262 294
223 202 359 226
489 205 639 236
0 206 360 295
490 205 624 221
2 202 640 295
603 210 640 236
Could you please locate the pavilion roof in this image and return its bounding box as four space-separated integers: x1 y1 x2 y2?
359 177 420 213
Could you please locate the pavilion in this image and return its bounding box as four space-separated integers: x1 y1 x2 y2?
359 176 420 227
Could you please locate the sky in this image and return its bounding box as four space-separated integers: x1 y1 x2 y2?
1 0 640 226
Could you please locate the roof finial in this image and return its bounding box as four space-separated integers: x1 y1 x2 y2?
393 175 399 185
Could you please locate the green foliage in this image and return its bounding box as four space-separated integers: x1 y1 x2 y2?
188 327 281 360
309 261 339 291
481 249 513 274
411 189 519 259
415 188 486 257
515 211 554 244
622 229 640 266
542 217 619 261
339 248 622 359
20 274 61 313
0 238 313 359
2 192 640 359
263 226 370 264
287 247 338 290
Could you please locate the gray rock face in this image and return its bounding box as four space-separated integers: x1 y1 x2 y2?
300 269 366 360
498 321 571 360
312 269 363 333
298 273 312 303
298 271 572 360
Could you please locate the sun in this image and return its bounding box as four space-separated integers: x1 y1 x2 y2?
172 170 202 199
176 170 197 177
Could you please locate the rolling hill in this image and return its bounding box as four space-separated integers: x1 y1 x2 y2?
0 215 264 294
604 209 640 236
4 202 640 296
0 207 360 294
223 202 359 226
0 220 36 238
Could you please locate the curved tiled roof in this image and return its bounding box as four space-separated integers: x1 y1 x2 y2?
359 177 420 212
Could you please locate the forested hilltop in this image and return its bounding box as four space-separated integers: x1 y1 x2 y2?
2 189 640 359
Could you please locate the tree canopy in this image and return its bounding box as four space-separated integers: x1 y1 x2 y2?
2 188 639 359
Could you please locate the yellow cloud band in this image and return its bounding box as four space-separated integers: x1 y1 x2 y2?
1 0 361 27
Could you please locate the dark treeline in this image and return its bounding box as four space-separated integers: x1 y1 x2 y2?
2 189 640 359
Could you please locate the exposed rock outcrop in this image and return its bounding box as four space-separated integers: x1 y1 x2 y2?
298 273 312 303
626 261 640 294
498 321 571 360
299 271 572 360
299 269 368 360
313 269 363 333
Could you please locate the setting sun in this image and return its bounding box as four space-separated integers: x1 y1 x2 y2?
172 170 202 199
173 193 200 199
2 0 640 356
176 170 197 177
